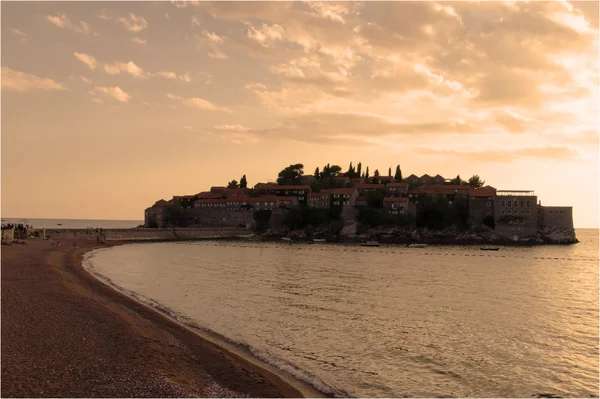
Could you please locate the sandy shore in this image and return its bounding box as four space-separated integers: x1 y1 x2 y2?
1 239 322 398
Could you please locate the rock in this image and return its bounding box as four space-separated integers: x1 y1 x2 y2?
340 221 358 237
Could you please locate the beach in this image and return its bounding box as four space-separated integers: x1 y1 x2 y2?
1 239 315 398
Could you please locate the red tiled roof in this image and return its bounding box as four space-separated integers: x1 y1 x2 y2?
152 199 169 207
470 188 496 197
259 184 310 190
277 196 299 201
384 197 409 202
173 195 195 199
330 188 357 195
197 193 223 199
333 176 350 180
252 195 278 202
387 183 409 187
408 189 437 195
225 188 247 193
194 199 227 204
355 184 384 189
210 186 226 190
224 195 279 203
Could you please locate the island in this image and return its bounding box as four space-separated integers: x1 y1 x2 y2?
144 163 577 245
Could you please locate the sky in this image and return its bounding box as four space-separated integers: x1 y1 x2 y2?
1 1 598 227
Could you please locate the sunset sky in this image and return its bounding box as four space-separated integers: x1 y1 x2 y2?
2 1 598 227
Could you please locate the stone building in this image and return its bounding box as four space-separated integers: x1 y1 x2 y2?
494 190 538 240
385 182 409 197
144 199 171 227
468 186 496 225
539 205 574 230
355 183 385 196
308 192 331 209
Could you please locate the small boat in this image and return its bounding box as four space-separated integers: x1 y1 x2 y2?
361 240 380 247
281 237 292 241
480 247 500 251
312 238 326 243
57 223 63 226
407 243 427 248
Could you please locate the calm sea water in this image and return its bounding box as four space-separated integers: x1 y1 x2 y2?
1 218 142 229
85 229 599 398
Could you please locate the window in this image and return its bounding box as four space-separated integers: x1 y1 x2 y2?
508 200 512 207
334 201 340 205
391 211 398 215
508 210 512 214
309 203 315 208
526 201 531 207
526 210 530 214
392 203 398 209
520 201 524 207
501 200 505 206
299 197 305 200
400 210 405 214
486 201 491 207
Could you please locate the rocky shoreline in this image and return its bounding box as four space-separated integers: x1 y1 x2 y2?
258 223 579 246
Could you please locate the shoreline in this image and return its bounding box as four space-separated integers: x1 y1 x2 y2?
1 239 328 398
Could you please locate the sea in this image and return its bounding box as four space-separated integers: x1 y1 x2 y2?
1 218 142 229
84 229 599 398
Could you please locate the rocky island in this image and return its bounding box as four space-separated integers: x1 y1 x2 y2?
144 162 577 245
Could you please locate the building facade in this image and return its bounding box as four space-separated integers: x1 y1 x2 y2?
493 190 538 239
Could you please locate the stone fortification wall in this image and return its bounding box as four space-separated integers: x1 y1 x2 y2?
540 206 574 230
39 227 251 241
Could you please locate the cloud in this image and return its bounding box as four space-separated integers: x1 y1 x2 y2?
73 52 97 70
103 61 147 79
171 0 201 8
495 110 535 133
91 86 131 102
90 97 103 104
208 50 227 59
418 145 580 162
46 13 92 35
132 37 147 45
166 93 231 112
213 124 252 131
196 30 227 59
245 83 267 90
179 73 191 82
118 13 148 32
80 76 93 84
154 71 178 79
202 2 293 21
10 28 27 42
201 30 224 44
1 67 67 92
246 23 285 47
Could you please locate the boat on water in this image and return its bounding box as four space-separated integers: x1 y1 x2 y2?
361 240 380 247
480 247 500 251
281 237 292 242
312 238 326 243
57 223 63 226
407 243 427 248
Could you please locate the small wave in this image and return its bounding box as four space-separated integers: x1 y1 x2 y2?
83 253 342 398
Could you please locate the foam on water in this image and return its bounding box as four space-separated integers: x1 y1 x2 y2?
83 249 340 397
